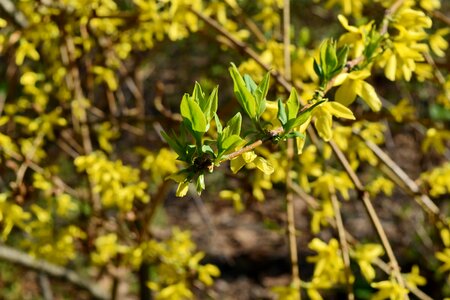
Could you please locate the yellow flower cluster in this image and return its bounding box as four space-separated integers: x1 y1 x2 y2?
305 238 347 299
75 152 149 211
377 4 432 81
91 228 220 299
420 162 450 197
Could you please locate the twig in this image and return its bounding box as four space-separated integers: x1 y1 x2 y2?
138 262 151 300
15 131 45 187
195 2 415 295
191 8 293 92
0 244 109 300
38 272 54 300
221 140 264 162
283 0 301 296
355 132 447 227
432 10 450 27
293 184 433 300
0 0 28 28
330 192 354 300
189 191 217 236
224 1 267 44
423 53 446 85
328 140 407 293
380 0 405 35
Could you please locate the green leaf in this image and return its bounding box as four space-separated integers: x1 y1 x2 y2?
284 100 325 131
286 88 300 120
180 93 207 133
284 131 305 139
207 86 219 121
277 99 287 126
185 144 198 163
214 114 223 134
254 72 270 118
222 134 242 152
199 85 218 123
313 59 323 81
429 103 450 121
325 40 338 72
161 130 184 158
336 45 349 70
226 112 242 136
320 41 329 76
201 144 215 157
196 174 205 194
243 74 257 94
192 82 205 105
284 112 311 132
229 63 257 119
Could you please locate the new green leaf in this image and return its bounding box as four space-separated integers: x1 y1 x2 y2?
229 63 257 120
180 94 207 133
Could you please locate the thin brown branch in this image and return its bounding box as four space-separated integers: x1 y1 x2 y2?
195 3 418 295
38 272 54 300
0 244 109 300
292 184 433 300
380 0 405 35
0 0 28 28
328 140 406 292
354 131 447 226
191 8 293 92
330 192 354 300
283 0 301 296
221 139 263 162
225 1 267 44
423 52 447 86
432 10 450 27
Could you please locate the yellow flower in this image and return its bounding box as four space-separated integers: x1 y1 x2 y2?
420 162 450 197
352 243 384 282
371 279 409 300
367 176 394 196
313 101 355 141
16 39 40 66
325 0 368 18
334 69 382 112
337 15 375 58
377 7 432 81
404 265 427 288
307 238 348 285
419 0 441 12
311 200 334 234
230 151 274 175
421 128 450 154
219 190 244 212
429 28 450 57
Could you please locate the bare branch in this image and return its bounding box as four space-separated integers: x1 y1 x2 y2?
0 244 109 300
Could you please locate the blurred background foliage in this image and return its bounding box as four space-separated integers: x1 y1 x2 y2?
0 0 449 299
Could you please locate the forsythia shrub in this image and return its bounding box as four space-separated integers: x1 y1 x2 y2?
0 0 449 299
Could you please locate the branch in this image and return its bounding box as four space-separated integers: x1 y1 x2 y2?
380 0 405 35
193 2 422 293
0 244 109 300
330 192 354 300
328 140 407 291
191 8 293 92
292 183 434 300
431 10 450 27
355 131 448 227
283 0 301 295
0 0 28 28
